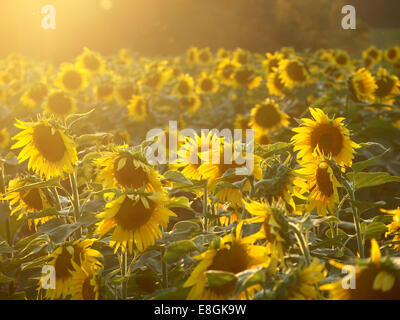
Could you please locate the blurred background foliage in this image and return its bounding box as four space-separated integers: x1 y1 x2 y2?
1 0 399 62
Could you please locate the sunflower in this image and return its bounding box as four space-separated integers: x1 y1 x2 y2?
139 69 167 91
0 128 10 149
232 67 262 90
20 82 48 108
255 131 271 145
96 192 176 253
384 46 400 64
3 176 53 230
332 50 351 69
94 147 163 193
115 82 141 106
127 95 147 121
349 68 377 103
267 70 286 97
40 239 103 299
197 47 213 65
279 58 309 89
55 63 88 93
11 119 78 179
234 114 251 139
233 48 250 65
76 47 106 73
362 46 382 64
374 68 400 105
186 47 199 66
243 199 289 262
291 107 359 166
69 260 102 300
95 78 115 102
175 74 194 97
294 160 341 216
43 90 77 119
250 99 290 133
216 58 239 85
263 51 284 74
277 258 326 300
196 72 219 95
217 48 230 59
380 207 400 252
183 224 270 300
179 95 201 113
321 239 400 300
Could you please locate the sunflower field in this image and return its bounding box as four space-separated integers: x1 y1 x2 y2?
1 44 400 301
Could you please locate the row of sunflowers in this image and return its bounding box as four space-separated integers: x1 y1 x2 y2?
0 44 400 300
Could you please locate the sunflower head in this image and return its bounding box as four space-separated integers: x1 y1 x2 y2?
233 48 250 65
21 82 48 108
175 74 194 97
349 68 377 103
0 128 10 149
263 51 284 74
279 58 310 89
232 67 262 90
56 63 88 93
197 47 213 65
43 90 77 119
127 95 147 121
196 73 218 95
179 95 201 113
11 119 78 179
250 99 290 133
76 47 106 73
69 259 103 300
362 46 382 64
292 107 359 166
384 46 400 64
267 70 286 97
374 68 400 104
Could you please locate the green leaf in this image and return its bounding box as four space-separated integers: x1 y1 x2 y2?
347 172 400 190
352 148 389 173
162 240 197 263
5 178 61 194
205 270 237 288
348 200 386 215
26 207 59 220
172 220 201 233
163 170 193 185
76 133 113 147
361 221 388 241
0 272 14 283
147 286 190 300
117 157 127 171
37 218 81 243
254 142 292 159
234 267 266 298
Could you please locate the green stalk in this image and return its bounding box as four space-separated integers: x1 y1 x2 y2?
289 222 311 265
69 171 80 221
203 181 208 232
161 246 168 288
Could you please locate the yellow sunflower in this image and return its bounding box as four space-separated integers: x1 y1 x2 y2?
255 131 271 145
69 259 102 300
233 48 250 65
3 176 53 230
217 48 230 59
321 239 400 299
291 107 359 166
115 82 141 106
127 95 147 121
196 72 219 95
349 68 377 103
279 58 310 89
40 239 103 299
374 68 400 105
55 63 88 93
250 99 290 133
294 160 341 216
384 46 400 64
43 90 77 119
331 50 351 69
11 119 78 179
179 95 201 114
0 128 10 149
175 74 194 97
96 192 176 253
267 70 286 97
186 47 199 66
380 207 400 252
94 147 163 193
362 46 382 64
263 51 284 74
20 82 48 108
232 66 262 90
76 47 106 73
139 69 167 91
183 224 270 300
95 81 115 102
197 47 213 65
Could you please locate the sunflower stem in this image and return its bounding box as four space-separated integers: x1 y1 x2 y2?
0 165 12 247
69 171 82 238
161 245 168 288
289 222 311 266
203 181 208 232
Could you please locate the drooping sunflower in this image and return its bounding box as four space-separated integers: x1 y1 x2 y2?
127 95 148 121
96 192 176 253
267 70 286 97
263 51 284 74
294 160 341 216
178 95 201 113
321 239 400 300
291 107 359 166
76 47 106 73
0 128 10 149
232 66 262 90
250 99 290 133
42 90 77 119
276 258 326 300
40 239 103 299
175 74 194 97
196 72 219 95
69 259 103 300
94 147 163 193
3 176 53 230
20 82 48 108
279 58 310 89
384 46 400 64
11 119 78 179
374 68 400 105
55 63 88 93
380 207 400 252
349 68 377 103
183 224 270 300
